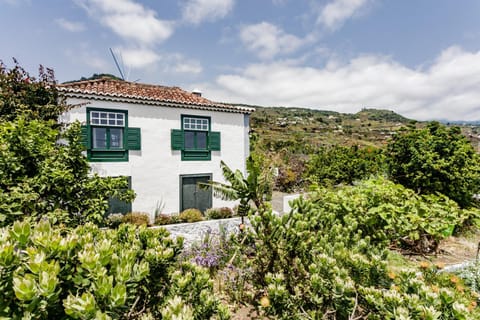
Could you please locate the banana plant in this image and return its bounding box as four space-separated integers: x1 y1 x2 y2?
199 155 273 223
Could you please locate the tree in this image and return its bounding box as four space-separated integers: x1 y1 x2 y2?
199 154 273 221
0 61 134 226
0 59 69 122
386 122 480 207
305 145 384 186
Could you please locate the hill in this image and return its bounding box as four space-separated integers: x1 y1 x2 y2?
250 106 414 151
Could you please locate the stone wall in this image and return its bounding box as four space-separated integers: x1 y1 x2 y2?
153 217 246 245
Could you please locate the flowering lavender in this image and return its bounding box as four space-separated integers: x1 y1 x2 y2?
182 227 232 270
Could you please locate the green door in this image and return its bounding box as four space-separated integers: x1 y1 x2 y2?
180 174 212 213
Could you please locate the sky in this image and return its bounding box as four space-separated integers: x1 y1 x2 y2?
1 0 480 121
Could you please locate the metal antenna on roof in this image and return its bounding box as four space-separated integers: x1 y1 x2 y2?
109 48 125 80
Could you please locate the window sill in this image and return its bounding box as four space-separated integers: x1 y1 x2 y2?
88 149 129 162
182 150 211 161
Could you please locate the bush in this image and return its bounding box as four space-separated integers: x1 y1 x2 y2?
0 220 229 319
179 208 204 223
305 145 384 187
0 62 135 227
205 207 234 220
0 120 135 227
154 213 177 225
105 213 124 228
308 177 478 253
386 122 480 207
229 196 480 319
122 212 150 226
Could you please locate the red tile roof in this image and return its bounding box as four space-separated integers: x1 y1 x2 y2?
58 78 253 113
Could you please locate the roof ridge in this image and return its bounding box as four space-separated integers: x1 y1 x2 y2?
57 78 255 114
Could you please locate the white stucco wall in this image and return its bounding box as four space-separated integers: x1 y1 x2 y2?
61 98 250 218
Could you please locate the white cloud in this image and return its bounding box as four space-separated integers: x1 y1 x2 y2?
75 0 173 44
119 48 161 69
173 60 203 74
65 44 109 70
182 0 234 25
112 48 203 75
205 46 480 120
318 0 369 30
240 22 307 60
55 18 85 32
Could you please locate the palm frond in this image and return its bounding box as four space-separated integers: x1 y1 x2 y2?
220 160 236 183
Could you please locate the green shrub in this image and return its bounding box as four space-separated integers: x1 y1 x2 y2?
0 220 229 319
122 212 150 226
155 214 176 225
386 122 480 207
179 208 204 223
308 177 478 253
205 207 234 220
231 196 480 319
105 213 124 228
305 145 384 187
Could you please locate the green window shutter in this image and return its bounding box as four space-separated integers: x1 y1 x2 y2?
171 129 184 150
209 131 221 151
127 127 141 150
80 125 91 149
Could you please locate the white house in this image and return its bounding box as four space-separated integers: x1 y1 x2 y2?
58 78 254 218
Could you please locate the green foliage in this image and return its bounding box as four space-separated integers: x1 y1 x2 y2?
205 207 234 220
386 122 480 207
105 214 124 229
0 119 134 227
200 154 273 217
0 220 228 319
64 73 124 83
309 177 478 252
122 212 150 226
0 60 69 122
0 61 134 227
154 214 176 226
305 145 384 186
250 106 412 192
232 192 479 319
456 260 480 294
179 208 204 223
355 108 411 123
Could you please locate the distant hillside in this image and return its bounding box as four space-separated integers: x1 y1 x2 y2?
62 73 123 84
354 108 411 123
249 106 414 151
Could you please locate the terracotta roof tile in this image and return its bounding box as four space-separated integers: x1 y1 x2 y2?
58 78 253 113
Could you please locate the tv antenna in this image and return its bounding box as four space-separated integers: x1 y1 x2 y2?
109 48 127 80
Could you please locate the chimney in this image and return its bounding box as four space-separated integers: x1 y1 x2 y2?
192 88 202 97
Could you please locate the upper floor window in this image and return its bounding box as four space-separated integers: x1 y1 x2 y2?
171 115 221 161
90 111 125 150
80 108 141 162
183 116 209 150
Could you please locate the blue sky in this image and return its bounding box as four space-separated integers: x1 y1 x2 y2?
1 0 480 120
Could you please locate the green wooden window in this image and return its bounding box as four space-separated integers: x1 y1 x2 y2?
81 108 141 162
171 115 221 161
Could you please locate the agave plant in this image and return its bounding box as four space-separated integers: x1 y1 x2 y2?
199 155 273 222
